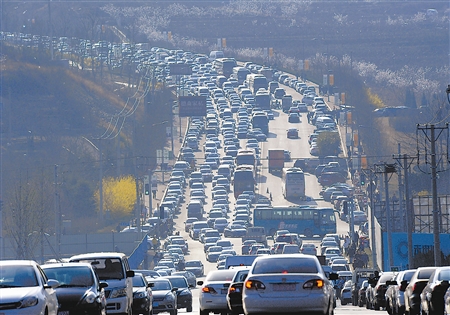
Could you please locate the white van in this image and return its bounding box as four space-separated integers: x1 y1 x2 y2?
209 50 224 61
69 252 134 314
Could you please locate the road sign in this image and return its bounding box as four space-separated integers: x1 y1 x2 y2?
156 149 162 164
163 149 169 163
178 96 207 117
169 63 192 75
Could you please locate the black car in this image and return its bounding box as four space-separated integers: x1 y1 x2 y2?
185 260 204 277
42 262 108 315
288 112 300 123
165 275 194 312
132 273 153 315
227 268 250 315
420 266 450 315
405 267 438 315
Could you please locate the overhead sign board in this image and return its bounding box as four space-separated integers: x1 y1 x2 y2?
169 63 192 75
178 96 207 117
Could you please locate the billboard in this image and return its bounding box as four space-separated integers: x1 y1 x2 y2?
178 96 207 117
169 63 192 75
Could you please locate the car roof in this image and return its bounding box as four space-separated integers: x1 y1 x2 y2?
69 252 126 260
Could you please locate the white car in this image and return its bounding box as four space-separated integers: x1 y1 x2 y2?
340 280 353 305
0 260 59 314
198 269 238 315
242 254 337 315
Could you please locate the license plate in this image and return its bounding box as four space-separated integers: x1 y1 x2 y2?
273 283 296 291
153 302 159 307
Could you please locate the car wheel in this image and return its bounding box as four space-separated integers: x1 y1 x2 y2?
170 310 177 315
324 302 334 315
386 301 393 315
187 305 193 312
373 302 380 311
200 310 209 315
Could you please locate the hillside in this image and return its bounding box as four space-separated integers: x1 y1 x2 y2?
0 43 173 233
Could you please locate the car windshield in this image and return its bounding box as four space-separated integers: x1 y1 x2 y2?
253 257 318 274
132 275 146 287
43 266 94 287
168 277 188 288
76 258 124 280
186 261 202 267
0 265 38 287
151 280 172 290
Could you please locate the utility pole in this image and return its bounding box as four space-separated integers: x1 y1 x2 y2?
373 163 396 270
361 167 378 270
393 154 416 269
417 123 449 267
397 144 404 231
384 167 393 269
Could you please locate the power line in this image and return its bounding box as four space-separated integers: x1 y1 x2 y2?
416 123 449 266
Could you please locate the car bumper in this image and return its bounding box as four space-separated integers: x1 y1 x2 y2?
199 294 228 311
152 300 176 314
243 293 329 314
106 296 130 313
132 297 151 313
177 295 193 308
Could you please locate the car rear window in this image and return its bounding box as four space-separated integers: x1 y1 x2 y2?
418 268 436 279
252 257 318 274
205 270 237 281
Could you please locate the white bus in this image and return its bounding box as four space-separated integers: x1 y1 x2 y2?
282 167 306 199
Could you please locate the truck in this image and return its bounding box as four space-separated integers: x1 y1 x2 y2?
241 226 267 246
251 112 269 135
282 94 293 113
247 74 268 95
268 149 285 173
254 90 271 110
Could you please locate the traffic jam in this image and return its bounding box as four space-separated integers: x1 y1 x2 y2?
1 37 447 315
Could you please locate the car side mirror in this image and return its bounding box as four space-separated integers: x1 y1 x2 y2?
99 281 109 289
329 273 339 281
46 279 60 289
126 270 135 277
172 287 178 292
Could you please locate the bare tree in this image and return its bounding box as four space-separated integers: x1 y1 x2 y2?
4 173 54 260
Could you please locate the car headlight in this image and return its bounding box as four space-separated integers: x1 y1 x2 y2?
110 287 128 298
134 291 147 299
82 291 97 304
165 293 175 301
19 296 39 308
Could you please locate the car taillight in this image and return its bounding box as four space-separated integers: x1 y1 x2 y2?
229 284 241 293
202 286 217 294
245 280 266 290
303 279 324 289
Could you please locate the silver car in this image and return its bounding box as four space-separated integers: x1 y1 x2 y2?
242 254 336 315
0 260 60 315
198 269 238 315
